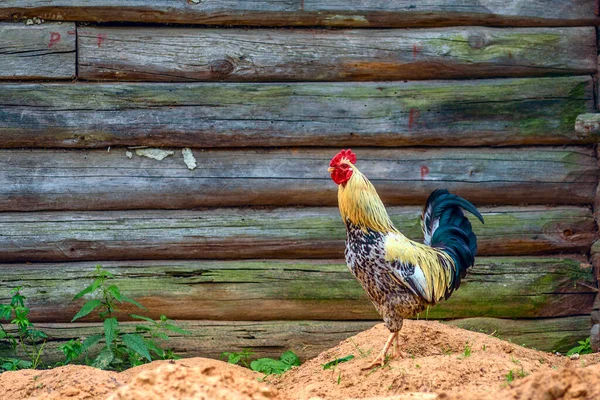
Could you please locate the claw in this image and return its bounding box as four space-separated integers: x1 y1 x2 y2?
362 331 399 370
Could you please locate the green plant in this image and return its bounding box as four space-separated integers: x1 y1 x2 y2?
250 351 301 375
130 314 190 361
566 338 592 356
349 339 371 358
322 355 354 370
60 339 83 365
221 348 255 368
462 343 472 358
505 370 514 383
69 265 190 370
0 287 47 371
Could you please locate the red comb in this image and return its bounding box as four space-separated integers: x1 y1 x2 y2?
330 149 357 167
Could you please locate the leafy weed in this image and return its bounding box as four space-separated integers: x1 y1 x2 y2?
250 351 301 375
0 287 47 371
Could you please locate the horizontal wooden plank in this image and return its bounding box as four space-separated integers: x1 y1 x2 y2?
0 77 595 148
445 316 591 353
0 316 590 366
1 1 597 27
0 257 594 323
78 27 596 82
0 147 596 211
576 113 600 134
0 22 76 80
0 320 378 364
0 206 593 262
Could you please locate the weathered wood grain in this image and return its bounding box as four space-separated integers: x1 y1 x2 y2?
0 22 75 80
0 320 378 364
576 113 600 135
1 1 598 27
0 317 590 365
0 257 594 323
0 77 594 148
446 316 592 353
78 27 597 82
0 207 593 262
0 147 596 211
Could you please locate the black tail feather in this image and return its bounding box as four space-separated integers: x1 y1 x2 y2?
421 189 484 296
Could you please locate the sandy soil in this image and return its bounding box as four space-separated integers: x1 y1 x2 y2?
1 321 599 400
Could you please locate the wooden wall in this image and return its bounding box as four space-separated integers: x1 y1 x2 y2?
0 1 599 362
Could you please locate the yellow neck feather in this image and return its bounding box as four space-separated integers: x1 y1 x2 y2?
337 167 396 233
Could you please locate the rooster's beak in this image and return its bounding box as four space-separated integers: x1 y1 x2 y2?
327 167 334 173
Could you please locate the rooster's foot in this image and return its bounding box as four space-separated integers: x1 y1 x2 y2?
362 331 400 370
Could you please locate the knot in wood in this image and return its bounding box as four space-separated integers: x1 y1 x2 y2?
210 59 235 76
467 35 486 49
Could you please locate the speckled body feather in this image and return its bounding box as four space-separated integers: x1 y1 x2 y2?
345 222 427 332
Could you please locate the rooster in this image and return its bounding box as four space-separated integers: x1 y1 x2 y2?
328 149 484 369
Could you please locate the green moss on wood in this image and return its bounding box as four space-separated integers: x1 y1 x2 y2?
0 257 594 323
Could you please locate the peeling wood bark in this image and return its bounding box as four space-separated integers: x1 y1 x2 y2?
0 77 594 148
0 207 594 262
78 27 597 82
575 113 600 135
0 1 598 27
0 22 75 80
0 147 596 211
0 257 594 323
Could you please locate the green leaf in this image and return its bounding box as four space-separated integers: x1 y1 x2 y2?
122 334 151 361
145 339 165 358
280 351 301 367
223 353 242 365
121 296 147 310
130 314 155 323
92 347 114 370
73 279 102 300
81 334 103 352
106 285 123 302
27 328 48 340
103 318 118 348
322 355 354 370
154 332 169 341
0 304 12 320
10 292 26 308
72 299 102 322
95 267 114 279
250 358 289 375
163 324 192 335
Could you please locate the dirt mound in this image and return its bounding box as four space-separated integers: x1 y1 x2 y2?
0 321 598 400
0 365 120 400
108 362 282 400
272 321 571 400
497 363 600 400
0 358 265 400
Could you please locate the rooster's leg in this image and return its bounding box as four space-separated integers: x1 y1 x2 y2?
362 331 398 370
